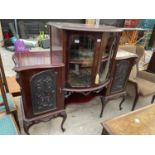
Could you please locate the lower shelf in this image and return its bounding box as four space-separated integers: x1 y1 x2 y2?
63 79 110 93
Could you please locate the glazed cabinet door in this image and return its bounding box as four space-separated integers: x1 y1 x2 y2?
97 32 120 85
66 32 99 88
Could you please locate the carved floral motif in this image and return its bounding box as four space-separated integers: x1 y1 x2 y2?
30 70 57 114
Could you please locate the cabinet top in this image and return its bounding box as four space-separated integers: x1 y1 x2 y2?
47 22 123 32
13 52 64 72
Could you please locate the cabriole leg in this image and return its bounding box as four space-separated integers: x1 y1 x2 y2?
119 95 126 110
100 96 108 118
60 111 67 132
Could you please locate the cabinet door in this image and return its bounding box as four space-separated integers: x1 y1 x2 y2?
67 33 97 87
19 67 64 119
98 32 118 84
111 60 131 93
30 70 57 115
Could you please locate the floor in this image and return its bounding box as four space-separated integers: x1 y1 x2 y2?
0 47 153 135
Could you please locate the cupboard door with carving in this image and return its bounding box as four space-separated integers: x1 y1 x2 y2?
30 70 57 115
18 66 64 119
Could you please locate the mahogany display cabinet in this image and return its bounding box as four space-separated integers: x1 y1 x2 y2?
13 22 124 134
48 22 123 100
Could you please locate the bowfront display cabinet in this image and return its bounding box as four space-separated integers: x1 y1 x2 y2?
13 22 123 134
48 22 123 94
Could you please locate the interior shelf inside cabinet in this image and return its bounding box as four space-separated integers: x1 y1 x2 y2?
69 67 91 87
69 59 93 65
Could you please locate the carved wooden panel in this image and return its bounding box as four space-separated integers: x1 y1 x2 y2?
30 70 57 115
111 60 130 93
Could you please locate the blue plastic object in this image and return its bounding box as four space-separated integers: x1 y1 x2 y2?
138 19 155 29
0 93 15 112
0 114 18 135
10 36 17 44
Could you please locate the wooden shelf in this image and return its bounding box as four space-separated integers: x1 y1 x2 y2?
69 59 93 65
63 79 110 92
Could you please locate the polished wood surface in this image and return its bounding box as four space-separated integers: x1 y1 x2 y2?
47 22 123 32
13 51 64 72
102 104 155 135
